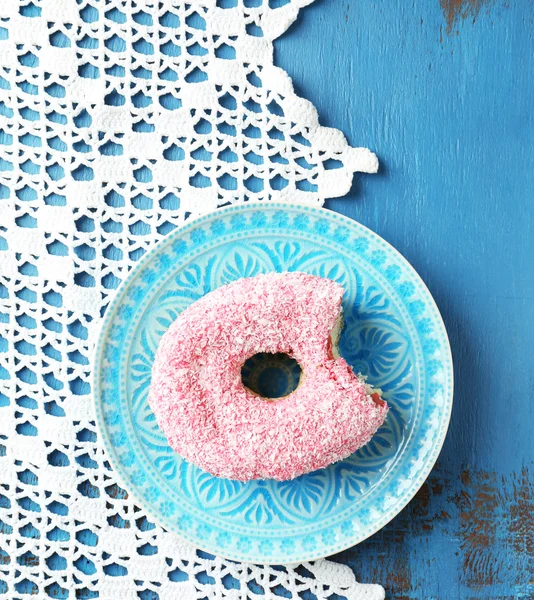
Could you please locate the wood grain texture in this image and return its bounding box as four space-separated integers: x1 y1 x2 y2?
277 1 534 597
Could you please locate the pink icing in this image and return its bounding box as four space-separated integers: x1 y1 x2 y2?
149 272 388 481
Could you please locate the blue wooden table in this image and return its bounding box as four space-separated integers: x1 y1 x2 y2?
277 1 533 597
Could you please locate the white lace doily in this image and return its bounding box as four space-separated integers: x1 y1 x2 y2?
0 0 383 597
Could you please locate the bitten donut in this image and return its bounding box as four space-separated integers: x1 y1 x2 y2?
149 272 388 481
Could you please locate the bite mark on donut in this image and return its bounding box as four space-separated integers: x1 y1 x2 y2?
328 313 385 408
328 313 344 360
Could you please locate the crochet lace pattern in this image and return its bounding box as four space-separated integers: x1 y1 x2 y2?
0 0 383 597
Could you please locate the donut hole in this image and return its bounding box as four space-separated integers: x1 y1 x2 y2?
241 352 302 400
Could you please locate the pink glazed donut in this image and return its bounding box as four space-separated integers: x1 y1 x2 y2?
149 272 388 481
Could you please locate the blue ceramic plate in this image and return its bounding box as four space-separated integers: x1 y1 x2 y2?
93 203 453 563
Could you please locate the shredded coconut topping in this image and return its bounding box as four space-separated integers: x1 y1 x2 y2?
149 272 388 481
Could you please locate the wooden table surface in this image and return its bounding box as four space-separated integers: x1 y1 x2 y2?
277 1 533 598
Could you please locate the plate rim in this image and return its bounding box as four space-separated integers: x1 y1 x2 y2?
93 202 454 563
